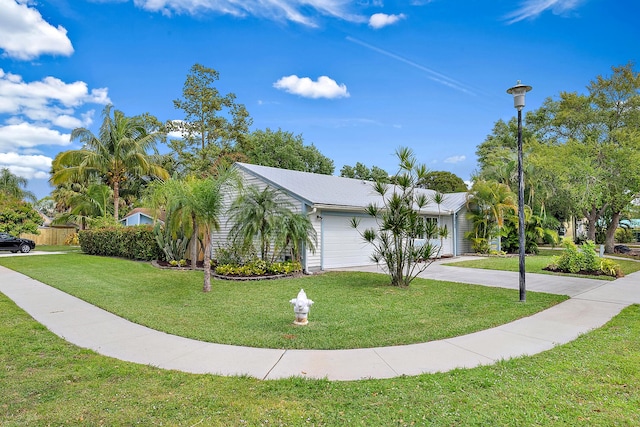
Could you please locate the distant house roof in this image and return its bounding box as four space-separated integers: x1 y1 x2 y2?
235 162 468 215
120 208 165 222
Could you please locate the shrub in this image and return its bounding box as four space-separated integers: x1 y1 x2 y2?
214 260 302 277
600 258 623 278
548 238 622 278
553 239 583 274
470 237 490 254
214 241 256 266
79 226 162 261
63 232 79 245
580 240 600 271
153 224 187 262
615 227 634 244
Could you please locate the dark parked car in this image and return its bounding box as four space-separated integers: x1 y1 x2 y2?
0 232 36 253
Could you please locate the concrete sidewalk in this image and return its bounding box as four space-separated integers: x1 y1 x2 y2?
1 260 639 381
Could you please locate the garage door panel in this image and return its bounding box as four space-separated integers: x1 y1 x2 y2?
323 215 377 269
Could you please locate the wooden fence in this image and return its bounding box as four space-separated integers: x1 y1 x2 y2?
21 227 77 246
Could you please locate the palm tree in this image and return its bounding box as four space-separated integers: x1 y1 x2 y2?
273 212 317 263
227 185 293 262
467 180 518 252
190 170 237 292
146 171 237 291
52 183 113 230
146 175 201 269
50 105 168 221
0 168 36 202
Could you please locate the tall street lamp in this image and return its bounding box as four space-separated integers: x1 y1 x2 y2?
507 81 532 302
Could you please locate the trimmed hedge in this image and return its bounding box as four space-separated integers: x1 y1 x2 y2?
79 226 163 261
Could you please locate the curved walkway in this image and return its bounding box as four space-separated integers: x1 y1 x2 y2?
1 255 639 381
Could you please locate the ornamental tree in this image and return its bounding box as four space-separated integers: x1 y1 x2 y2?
351 147 439 287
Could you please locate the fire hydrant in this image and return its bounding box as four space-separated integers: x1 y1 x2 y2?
290 289 314 325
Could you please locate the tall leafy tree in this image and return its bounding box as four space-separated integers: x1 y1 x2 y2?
420 171 468 193
168 63 252 176
51 105 168 221
241 128 334 174
0 195 43 235
0 168 36 202
340 162 389 182
527 62 640 252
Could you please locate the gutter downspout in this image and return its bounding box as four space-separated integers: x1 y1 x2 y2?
453 210 458 257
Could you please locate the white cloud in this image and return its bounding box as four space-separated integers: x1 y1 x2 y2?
0 122 71 151
0 152 53 179
444 155 466 164
273 75 350 99
0 69 109 128
132 0 366 26
0 0 74 60
368 13 406 29
505 0 583 24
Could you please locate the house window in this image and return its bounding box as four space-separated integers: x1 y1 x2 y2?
416 217 437 239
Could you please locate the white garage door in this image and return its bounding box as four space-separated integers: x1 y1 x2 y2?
322 214 378 269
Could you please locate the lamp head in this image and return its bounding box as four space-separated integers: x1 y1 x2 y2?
507 80 532 111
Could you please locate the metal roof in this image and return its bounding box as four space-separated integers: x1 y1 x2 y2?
235 163 468 215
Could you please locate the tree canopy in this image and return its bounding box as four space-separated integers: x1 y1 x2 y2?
50 105 168 221
168 64 252 176
475 62 640 253
241 128 334 174
0 168 36 202
419 171 468 193
340 162 389 182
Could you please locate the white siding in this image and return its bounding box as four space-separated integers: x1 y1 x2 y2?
438 215 454 256
212 168 314 268
304 213 322 271
456 207 473 255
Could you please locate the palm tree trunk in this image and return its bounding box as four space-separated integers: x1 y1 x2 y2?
113 180 120 221
190 213 198 269
203 232 212 292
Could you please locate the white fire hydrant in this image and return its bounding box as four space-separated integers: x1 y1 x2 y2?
290 289 314 326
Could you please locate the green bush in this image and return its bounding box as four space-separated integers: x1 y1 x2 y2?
580 240 600 271
215 260 302 277
553 239 583 273
615 227 634 244
548 238 622 278
79 226 162 261
470 238 490 254
214 241 257 266
600 258 623 278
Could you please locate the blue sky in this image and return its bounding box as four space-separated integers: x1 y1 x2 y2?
1 0 638 199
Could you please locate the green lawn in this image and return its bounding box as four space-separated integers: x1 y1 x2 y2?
0 254 566 350
446 254 640 279
1 292 638 425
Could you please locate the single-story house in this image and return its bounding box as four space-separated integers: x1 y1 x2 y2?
214 162 472 272
120 208 163 227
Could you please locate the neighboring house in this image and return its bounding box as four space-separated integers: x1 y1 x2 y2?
120 208 163 226
213 162 472 273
